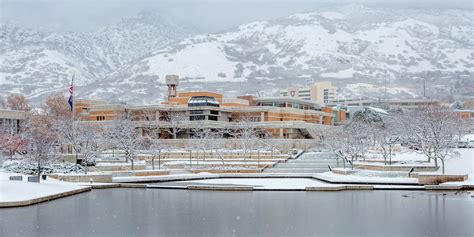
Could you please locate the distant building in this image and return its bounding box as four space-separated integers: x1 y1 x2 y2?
280 81 337 105
328 98 440 110
0 109 26 134
463 98 474 110
456 109 474 122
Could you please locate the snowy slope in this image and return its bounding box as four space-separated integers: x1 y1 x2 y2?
1 5 473 104
103 5 472 103
0 12 190 102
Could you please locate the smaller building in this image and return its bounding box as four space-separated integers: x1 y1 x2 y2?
280 81 337 105
0 109 26 134
456 109 474 121
328 98 440 110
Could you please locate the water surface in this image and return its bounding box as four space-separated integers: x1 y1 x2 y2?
1 189 473 237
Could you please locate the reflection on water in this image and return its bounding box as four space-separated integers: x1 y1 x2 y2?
0 189 473 237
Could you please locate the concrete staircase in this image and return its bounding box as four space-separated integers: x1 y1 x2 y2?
264 152 343 173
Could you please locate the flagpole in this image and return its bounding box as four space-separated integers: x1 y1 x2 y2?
72 73 75 125
71 73 77 171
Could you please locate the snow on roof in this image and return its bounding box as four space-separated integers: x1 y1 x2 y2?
366 106 388 115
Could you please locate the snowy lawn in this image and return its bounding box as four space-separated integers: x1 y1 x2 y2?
358 148 473 174
328 148 474 185
0 171 87 204
441 149 474 185
390 149 473 177
315 172 419 185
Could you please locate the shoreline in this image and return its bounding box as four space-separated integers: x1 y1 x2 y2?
2 174 472 208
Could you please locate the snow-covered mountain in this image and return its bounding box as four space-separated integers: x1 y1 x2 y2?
0 12 190 101
1 5 473 104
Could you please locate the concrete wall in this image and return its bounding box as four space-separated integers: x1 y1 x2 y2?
156 139 320 151
418 174 468 185
51 173 113 183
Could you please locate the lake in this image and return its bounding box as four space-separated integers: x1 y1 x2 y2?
1 189 473 236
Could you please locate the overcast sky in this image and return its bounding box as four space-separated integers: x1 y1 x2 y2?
1 0 472 33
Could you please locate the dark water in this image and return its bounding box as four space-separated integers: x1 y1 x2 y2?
1 189 473 237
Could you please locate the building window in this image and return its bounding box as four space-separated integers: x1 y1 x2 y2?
190 110 204 115
208 116 218 121
96 116 105 121
210 110 219 115
190 115 205 121
188 96 220 107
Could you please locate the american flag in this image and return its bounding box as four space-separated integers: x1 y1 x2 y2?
68 74 74 111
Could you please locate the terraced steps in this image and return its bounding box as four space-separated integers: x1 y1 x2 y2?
264 152 345 174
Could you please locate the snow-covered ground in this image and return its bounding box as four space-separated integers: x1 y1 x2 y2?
362 148 473 177
442 149 474 176
348 148 474 185
0 171 86 204
315 172 418 184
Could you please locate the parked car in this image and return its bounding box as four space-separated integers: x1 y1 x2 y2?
409 144 422 151
468 140 474 148
455 141 469 148
78 158 96 166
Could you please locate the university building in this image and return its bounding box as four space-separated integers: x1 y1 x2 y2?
76 75 346 139
280 81 337 105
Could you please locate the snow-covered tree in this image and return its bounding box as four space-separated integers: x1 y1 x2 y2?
22 113 59 182
373 116 401 165
149 138 164 170
55 119 82 171
191 128 215 161
212 135 228 165
321 126 347 168
106 113 142 170
163 111 188 139
400 105 463 173
337 120 372 169
452 100 464 110
233 113 259 160
0 129 26 160
76 122 103 174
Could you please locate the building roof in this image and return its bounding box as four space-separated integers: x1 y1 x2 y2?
254 97 321 107
0 109 26 120
188 96 220 107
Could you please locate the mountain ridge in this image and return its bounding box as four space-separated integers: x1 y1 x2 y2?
1 5 472 104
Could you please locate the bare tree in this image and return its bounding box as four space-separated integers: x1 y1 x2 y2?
42 93 71 119
106 113 142 170
21 113 59 182
163 111 188 139
0 128 26 160
400 105 463 174
321 126 347 168
55 119 82 171
337 120 371 169
209 128 233 165
233 113 259 160
149 138 164 170
142 132 164 170
6 94 31 112
374 116 401 165
76 123 103 174
191 128 215 162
